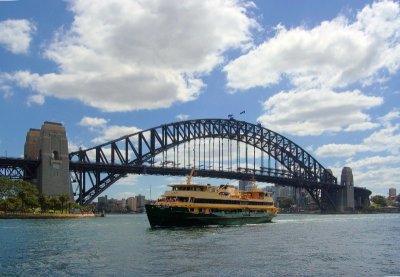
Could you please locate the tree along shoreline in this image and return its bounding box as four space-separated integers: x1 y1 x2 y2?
1 177 96 216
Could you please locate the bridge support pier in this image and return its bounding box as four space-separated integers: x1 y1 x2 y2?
322 167 370 212
24 122 73 200
354 187 371 209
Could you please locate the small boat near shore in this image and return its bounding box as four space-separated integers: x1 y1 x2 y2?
145 170 279 228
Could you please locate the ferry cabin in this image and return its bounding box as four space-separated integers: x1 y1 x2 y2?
155 183 278 215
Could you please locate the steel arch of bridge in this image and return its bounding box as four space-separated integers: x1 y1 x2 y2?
69 118 339 209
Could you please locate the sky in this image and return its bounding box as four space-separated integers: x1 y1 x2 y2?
0 0 399 200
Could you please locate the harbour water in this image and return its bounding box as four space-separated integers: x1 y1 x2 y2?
1 213 399 276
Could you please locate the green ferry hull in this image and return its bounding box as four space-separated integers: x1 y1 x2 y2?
145 204 276 228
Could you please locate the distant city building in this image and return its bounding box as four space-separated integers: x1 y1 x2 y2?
275 185 295 198
127 196 137 212
239 180 253 191
389 188 397 199
98 195 108 212
135 194 146 213
96 194 146 213
108 198 126 213
263 185 312 210
263 186 277 199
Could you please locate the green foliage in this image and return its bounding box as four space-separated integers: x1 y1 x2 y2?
0 177 13 199
38 193 49 213
80 203 96 213
5 196 19 212
49 197 61 213
58 193 70 214
371 195 387 207
0 178 77 214
0 178 39 213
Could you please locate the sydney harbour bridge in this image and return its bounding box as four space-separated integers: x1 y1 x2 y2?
0 118 371 212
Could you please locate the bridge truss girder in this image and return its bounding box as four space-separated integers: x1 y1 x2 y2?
0 157 39 180
69 119 339 210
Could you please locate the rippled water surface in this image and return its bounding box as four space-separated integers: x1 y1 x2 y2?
1 213 399 276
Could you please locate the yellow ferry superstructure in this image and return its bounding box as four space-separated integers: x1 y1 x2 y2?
145 173 279 228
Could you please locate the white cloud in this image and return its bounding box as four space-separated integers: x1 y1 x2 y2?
225 1 400 137
224 0 400 90
91 125 141 144
363 124 400 154
113 174 139 187
67 141 84 153
78 116 141 144
315 144 369 158
347 156 400 194
0 19 36 54
347 155 400 169
4 0 257 112
27 94 45 106
257 89 382 136
176 114 189 121
327 154 400 195
79 116 108 129
378 109 400 125
316 110 400 157
0 84 13 98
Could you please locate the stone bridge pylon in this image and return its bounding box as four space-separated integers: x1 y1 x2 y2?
24 121 73 200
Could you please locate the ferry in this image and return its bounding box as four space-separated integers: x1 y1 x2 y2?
145 171 279 228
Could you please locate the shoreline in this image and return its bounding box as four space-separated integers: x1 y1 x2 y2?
0 213 97 219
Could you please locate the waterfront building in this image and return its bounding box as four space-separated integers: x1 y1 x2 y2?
275 185 295 198
98 195 108 212
263 185 312 210
135 194 146 213
127 196 137 212
108 198 127 213
96 195 146 213
389 188 397 199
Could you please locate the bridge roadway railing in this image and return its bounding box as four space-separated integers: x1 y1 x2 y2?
70 162 339 188
69 161 341 206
